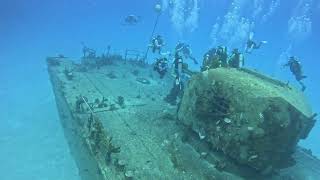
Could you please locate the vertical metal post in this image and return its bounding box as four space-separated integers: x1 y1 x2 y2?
143 11 161 64
124 49 128 64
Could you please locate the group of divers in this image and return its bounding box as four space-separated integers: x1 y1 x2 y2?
149 34 308 105
81 33 308 106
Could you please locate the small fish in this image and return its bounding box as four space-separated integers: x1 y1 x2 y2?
123 15 141 25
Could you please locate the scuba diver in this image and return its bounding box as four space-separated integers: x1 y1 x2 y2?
175 42 198 64
153 57 168 79
228 48 244 68
164 76 184 106
81 42 96 58
201 46 228 71
164 43 198 106
216 46 228 67
163 50 188 105
150 35 164 54
283 56 307 91
173 51 184 78
123 15 140 25
201 48 217 71
245 32 267 54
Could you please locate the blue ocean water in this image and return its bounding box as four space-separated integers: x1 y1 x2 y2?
0 0 319 179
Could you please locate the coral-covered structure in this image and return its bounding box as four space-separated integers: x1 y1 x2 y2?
178 68 316 173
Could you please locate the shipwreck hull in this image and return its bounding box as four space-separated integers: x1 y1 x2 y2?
47 57 319 180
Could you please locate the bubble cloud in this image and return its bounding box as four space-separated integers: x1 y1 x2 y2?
261 0 280 23
288 0 313 43
210 0 254 49
162 0 200 36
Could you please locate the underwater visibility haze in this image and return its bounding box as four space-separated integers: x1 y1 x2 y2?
0 0 320 179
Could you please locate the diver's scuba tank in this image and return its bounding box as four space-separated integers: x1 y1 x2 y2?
175 77 182 90
171 52 183 77
239 53 244 67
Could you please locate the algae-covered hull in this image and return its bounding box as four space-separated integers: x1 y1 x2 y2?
178 68 316 173
47 56 319 180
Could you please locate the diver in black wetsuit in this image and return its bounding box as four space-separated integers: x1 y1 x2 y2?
201 48 217 71
216 46 228 67
283 56 307 91
150 35 164 54
175 43 198 64
153 57 168 78
201 46 228 71
164 76 184 105
163 50 186 105
245 32 267 54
